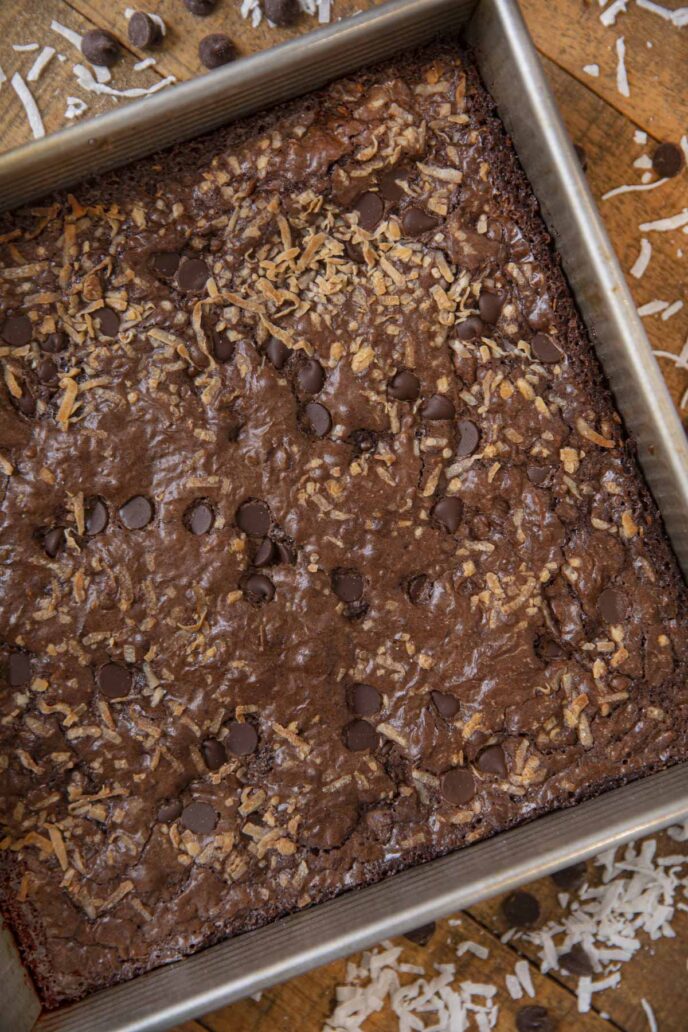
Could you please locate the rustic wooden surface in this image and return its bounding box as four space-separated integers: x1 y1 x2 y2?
0 2 686 1030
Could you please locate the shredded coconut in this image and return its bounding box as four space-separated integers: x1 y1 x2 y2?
10 72 45 140
661 300 684 320
634 129 648 144
583 64 600 76
65 96 88 120
615 37 630 97
636 0 688 27
134 57 157 71
601 0 629 25
602 177 668 200
641 997 658 1032
680 136 688 167
633 154 653 169
638 299 669 316
640 208 688 232
72 63 176 99
27 46 56 83
13 43 40 52
630 237 652 278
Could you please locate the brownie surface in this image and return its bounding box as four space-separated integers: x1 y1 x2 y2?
1 44 687 1006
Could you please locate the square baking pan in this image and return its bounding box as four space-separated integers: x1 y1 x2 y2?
2 1 687 1030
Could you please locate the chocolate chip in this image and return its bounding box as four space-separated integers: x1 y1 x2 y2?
599 585 625 623
440 767 475 805
457 316 485 341
243 573 275 604
119 495 153 530
478 291 503 324
501 890 541 928
184 0 217 13
212 331 234 363
302 401 331 437
431 496 463 534
226 721 258 756
348 428 378 455
44 527 65 558
273 540 294 565
344 238 364 263
559 943 593 976
379 166 409 203
573 143 588 172
97 307 120 338
262 0 300 26
37 358 58 384
176 258 209 292
42 332 66 353
236 499 270 537
652 141 683 179
85 497 108 536
531 332 564 364
349 682 381 717
128 12 163 49
402 207 439 236
344 718 378 752
516 1005 554 1032
296 358 325 394
431 690 459 718
550 861 587 891
2 314 32 346
526 465 548 485
265 336 291 369
181 801 217 834
157 798 182 823
407 574 432 605
353 191 384 232
8 652 31 687
97 661 132 699
199 34 237 69
332 567 364 603
388 369 420 401
456 419 480 457
15 389 35 416
420 394 454 420
254 538 276 567
151 251 180 278
185 500 214 535
202 738 226 770
403 921 436 946
81 29 121 68
477 744 507 777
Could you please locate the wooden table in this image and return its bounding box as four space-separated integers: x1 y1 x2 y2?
1 2 686 1030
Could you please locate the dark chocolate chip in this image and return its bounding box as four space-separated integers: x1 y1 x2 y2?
151 251 180 278
526 465 548 485
15 389 36 416
128 12 163 48
37 358 58 384
2 314 32 346
274 540 294 565
85 497 108 536
344 238 364 263
550 861 587 891
652 141 683 179
202 738 226 770
457 315 485 341
236 499 270 537
431 690 460 718
573 143 588 171
212 331 234 363
8 652 31 687
97 661 132 699
516 1005 554 1032
478 291 503 324
379 166 409 203
420 394 454 420
407 574 433 605
344 718 378 752
199 33 237 69
348 428 378 455
44 527 65 558
265 336 291 369
431 496 463 533
559 943 593 976
81 29 121 68
456 419 480 457
157 798 182 823
185 500 214 535
402 206 439 236
501 890 541 928
440 767 475 805
42 332 66 353
176 258 209 292
262 0 300 26
332 567 364 603
119 495 153 530
388 368 420 401
599 585 626 623
302 401 331 437
226 721 258 756
296 358 325 394
477 744 507 777
184 0 217 13
243 573 275 604
97 307 120 338
531 332 564 364
181 801 217 834
353 191 384 232
404 921 436 946
254 538 277 567
349 682 381 717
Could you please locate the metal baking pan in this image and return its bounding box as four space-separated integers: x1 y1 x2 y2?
2 1 687 1029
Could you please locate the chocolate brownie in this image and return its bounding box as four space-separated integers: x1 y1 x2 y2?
1 43 686 1007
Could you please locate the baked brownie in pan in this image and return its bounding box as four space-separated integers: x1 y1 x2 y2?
1 42 686 1007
